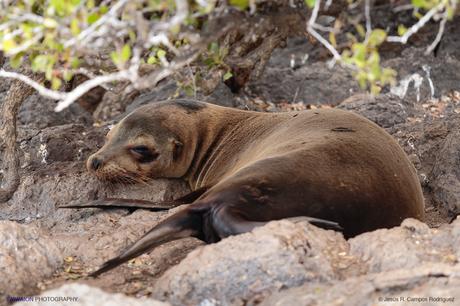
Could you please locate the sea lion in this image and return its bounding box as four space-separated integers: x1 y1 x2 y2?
69 99 425 276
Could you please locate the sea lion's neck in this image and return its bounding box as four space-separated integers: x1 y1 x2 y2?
183 108 256 190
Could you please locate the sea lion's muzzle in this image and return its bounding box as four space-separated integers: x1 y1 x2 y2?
87 152 108 174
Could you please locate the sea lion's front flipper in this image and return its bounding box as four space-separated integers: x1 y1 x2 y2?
90 208 204 277
58 198 175 211
58 187 209 211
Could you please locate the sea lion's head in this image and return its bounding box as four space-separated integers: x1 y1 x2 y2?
87 106 184 183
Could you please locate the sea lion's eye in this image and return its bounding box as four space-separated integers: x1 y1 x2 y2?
130 145 159 163
131 145 150 154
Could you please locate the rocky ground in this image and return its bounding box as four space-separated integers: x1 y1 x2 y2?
1 18 460 306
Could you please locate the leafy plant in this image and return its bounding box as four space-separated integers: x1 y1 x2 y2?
342 29 397 94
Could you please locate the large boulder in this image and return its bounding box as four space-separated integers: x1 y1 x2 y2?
12 284 170 306
153 220 352 305
0 221 62 299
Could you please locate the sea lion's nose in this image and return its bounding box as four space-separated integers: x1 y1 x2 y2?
89 157 103 171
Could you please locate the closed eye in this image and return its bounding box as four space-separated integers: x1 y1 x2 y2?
131 145 150 155
130 145 159 163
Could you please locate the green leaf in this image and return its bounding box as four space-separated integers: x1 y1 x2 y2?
50 0 67 15
157 49 166 58
147 56 158 65
121 44 131 62
63 70 73 81
223 71 233 81
71 18 80 35
368 29 387 47
397 25 407 36
10 54 23 68
49 0 79 15
2 39 17 53
111 45 132 66
45 64 53 80
411 0 424 8
87 0 95 9
71 57 80 69
447 6 455 20
355 24 366 39
31 55 50 72
351 43 366 63
329 32 337 48
100 5 109 14
87 13 100 25
356 71 367 89
51 77 62 90
229 0 249 10
305 0 316 8
21 24 34 39
203 57 215 67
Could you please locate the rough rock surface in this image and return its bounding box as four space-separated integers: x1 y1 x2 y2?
391 113 460 216
248 61 362 106
0 123 192 301
153 220 353 305
261 264 460 306
18 94 93 129
260 218 460 306
1 123 190 223
349 219 458 273
13 284 170 306
384 48 460 103
94 80 237 123
148 218 460 305
337 94 414 128
0 221 62 298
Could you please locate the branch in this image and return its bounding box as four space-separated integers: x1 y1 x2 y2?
364 0 372 41
306 0 342 65
0 72 44 203
387 3 444 44
0 70 65 100
63 0 130 48
54 70 132 112
425 10 448 55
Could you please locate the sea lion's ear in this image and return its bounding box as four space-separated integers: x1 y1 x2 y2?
170 138 183 160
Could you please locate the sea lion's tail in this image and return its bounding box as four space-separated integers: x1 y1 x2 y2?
89 208 203 277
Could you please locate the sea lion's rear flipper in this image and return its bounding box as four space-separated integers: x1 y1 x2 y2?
208 204 343 240
59 187 209 211
90 208 203 277
282 216 343 231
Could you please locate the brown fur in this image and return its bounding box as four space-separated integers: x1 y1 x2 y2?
85 99 425 276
